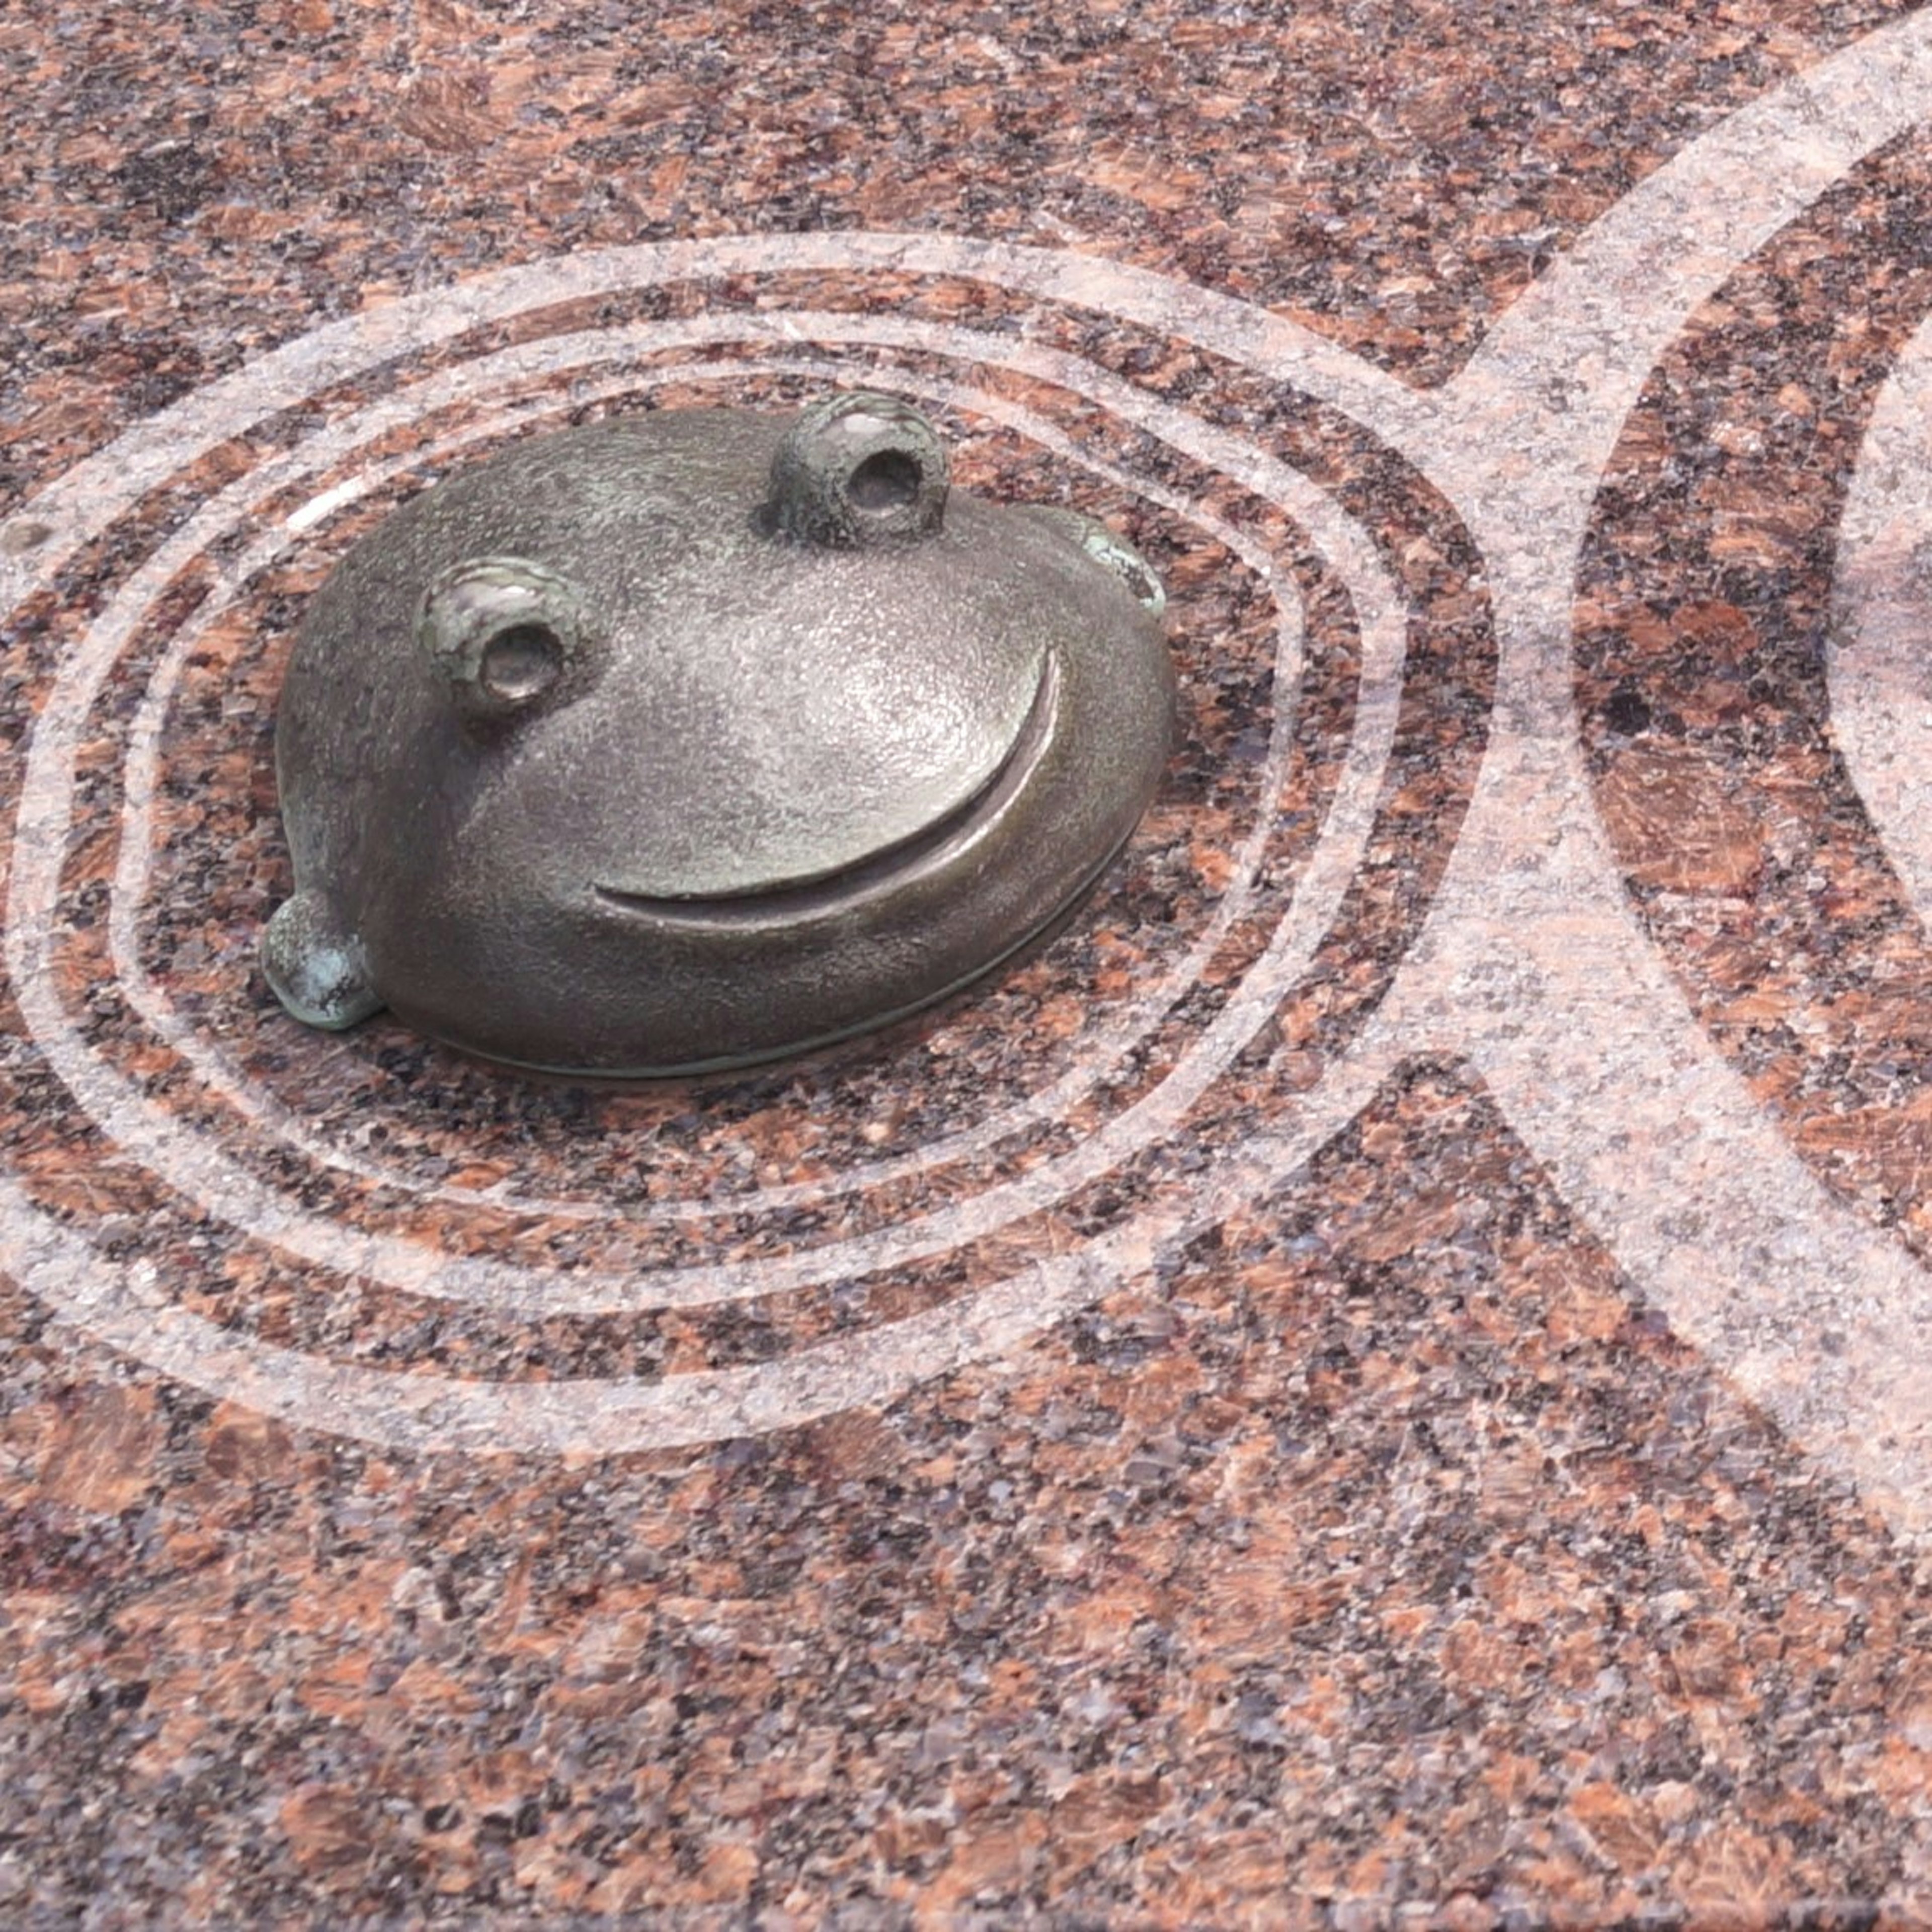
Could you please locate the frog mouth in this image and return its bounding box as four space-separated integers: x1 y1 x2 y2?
593 657 1061 929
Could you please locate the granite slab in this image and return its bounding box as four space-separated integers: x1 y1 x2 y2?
5 1 1932 1923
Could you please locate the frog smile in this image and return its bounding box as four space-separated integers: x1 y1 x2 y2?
593 656 1062 930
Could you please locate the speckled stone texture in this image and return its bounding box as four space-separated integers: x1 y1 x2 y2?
9 1 1932 1925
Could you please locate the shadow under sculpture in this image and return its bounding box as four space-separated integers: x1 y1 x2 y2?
262 389 1174 1076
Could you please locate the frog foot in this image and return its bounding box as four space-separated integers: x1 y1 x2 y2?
1027 506 1166 622
262 891 381 1029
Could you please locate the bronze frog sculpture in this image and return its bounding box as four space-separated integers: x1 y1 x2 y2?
263 390 1173 1075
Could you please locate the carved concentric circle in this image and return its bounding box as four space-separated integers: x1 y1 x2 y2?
1573 130 1932 1257
0 239 1491 1452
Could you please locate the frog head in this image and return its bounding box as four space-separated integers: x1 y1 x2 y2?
264 391 1172 1075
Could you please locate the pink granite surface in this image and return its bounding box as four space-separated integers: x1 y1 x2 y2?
5 1 1932 1923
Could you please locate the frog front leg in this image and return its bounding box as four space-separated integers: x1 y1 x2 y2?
262 889 381 1029
1021 505 1166 620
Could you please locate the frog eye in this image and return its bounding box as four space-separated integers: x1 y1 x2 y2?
417 557 586 721
764 391 949 549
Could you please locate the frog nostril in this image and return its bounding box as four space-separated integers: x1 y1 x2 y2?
478 621 562 703
849 449 921 514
